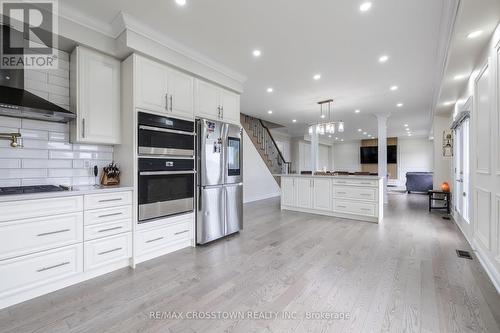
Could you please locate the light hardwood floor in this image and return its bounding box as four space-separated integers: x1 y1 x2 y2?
1 193 500 333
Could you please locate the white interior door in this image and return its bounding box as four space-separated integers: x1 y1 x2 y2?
454 118 470 223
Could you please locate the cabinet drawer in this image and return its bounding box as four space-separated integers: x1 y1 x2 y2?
0 213 83 260
84 219 131 241
333 186 377 201
0 196 83 223
84 233 132 271
84 205 132 226
136 221 191 256
0 244 83 297
84 191 132 210
333 200 377 217
333 178 378 187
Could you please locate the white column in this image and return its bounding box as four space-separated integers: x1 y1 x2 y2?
310 126 319 172
376 114 390 204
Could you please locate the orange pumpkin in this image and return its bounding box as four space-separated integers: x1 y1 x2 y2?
441 182 450 192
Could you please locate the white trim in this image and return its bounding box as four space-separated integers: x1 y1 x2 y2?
474 61 492 175
58 2 116 37
496 41 500 174
474 187 491 250
244 192 280 204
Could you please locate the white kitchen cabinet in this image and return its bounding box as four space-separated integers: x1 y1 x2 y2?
220 89 241 123
195 79 240 124
313 178 332 211
296 178 313 209
281 177 296 207
70 46 121 145
135 55 194 119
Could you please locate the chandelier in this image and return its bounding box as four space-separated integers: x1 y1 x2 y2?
308 99 344 135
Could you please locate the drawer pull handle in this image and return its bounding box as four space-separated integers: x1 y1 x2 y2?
361 182 371 185
37 229 70 237
338 205 347 208
98 212 123 218
146 237 164 243
174 230 189 236
337 192 347 194
37 261 70 272
98 198 123 203
98 226 123 233
98 247 123 256
361 208 371 211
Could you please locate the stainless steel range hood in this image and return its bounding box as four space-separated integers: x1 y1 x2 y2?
0 68 75 123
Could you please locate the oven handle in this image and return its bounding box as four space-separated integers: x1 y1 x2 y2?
139 125 195 136
139 170 196 176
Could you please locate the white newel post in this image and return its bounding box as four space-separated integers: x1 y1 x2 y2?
310 127 319 172
376 114 390 204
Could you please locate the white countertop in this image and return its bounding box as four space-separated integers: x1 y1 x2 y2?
273 174 383 180
0 185 133 203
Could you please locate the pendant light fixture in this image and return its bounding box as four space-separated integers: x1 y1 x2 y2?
308 99 344 136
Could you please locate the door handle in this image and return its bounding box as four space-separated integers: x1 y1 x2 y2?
82 118 86 138
170 95 173 111
165 93 169 110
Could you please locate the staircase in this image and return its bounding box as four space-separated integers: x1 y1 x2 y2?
241 114 291 185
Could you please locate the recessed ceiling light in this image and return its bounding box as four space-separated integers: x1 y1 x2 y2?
408 133 412 136
358 128 362 132
406 128 410 131
360 2 372 12
252 49 262 57
266 87 273 93
267 110 273 114
390 85 399 91
341 139 344 142
313 74 321 80
363 132 367 135
453 74 467 81
355 109 361 114
292 119 297 123
467 30 483 39
378 55 389 63
335 137 338 140
443 101 454 106
328 135 332 138
175 0 186 6
397 103 404 107
404 124 408 127
320 114 326 119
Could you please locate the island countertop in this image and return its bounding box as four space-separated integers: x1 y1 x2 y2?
273 174 383 180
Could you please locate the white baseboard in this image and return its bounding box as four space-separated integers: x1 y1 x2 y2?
243 192 280 204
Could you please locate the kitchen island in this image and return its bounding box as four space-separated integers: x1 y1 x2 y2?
276 174 384 223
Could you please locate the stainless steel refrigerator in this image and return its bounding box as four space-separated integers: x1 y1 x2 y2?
196 119 243 244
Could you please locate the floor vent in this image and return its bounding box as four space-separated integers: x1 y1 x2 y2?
456 250 473 260
442 216 451 220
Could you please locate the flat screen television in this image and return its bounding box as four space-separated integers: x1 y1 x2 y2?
360 146 397 164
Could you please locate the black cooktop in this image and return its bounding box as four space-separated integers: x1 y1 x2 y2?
0 185 65 196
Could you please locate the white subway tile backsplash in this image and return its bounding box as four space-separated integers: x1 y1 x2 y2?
0 179 21 187
0 148 48 159
22 159 72 169
0 169 47 179
49 131 69 141
22 119 67 132
0 116 21 128
0 159 21 168
0 49 115 187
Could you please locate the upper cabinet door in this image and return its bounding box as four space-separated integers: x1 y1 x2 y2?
220 89 240 124
195 79 221 120
167 69 194 119
70 47 121 145
135 56 168 113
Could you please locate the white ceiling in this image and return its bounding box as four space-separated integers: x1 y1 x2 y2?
437 0 500 115
60 0 453 141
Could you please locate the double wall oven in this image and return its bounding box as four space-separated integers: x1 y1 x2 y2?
138 112 195 223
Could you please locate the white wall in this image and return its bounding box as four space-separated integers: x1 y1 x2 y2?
451 23 500 292
398 137 434 186
432 114 453 189
290 139 332 173
242 130 280 203
332 141 361 172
